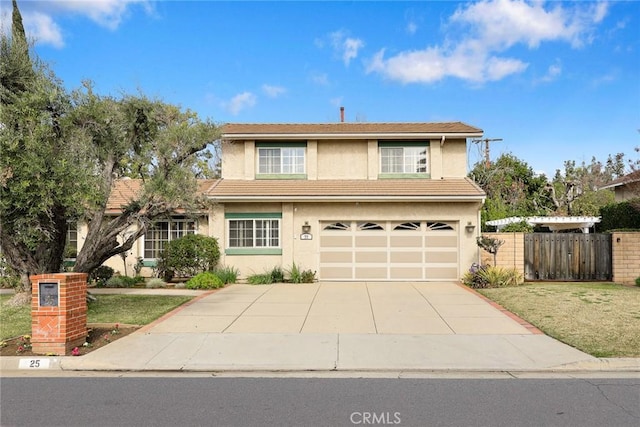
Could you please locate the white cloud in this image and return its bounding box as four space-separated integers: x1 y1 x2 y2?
368 0 609 84
536 61 562 84
224 92 256 115
328 30 364 66
262 84 286 98
310 71 329 86
2 0 152 47
406 21 418 35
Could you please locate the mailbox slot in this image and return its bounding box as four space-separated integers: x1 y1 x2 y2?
38 281 59 307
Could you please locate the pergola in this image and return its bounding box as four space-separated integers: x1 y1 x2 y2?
486 216 601 233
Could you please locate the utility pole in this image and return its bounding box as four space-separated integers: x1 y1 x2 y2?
472 138 503 168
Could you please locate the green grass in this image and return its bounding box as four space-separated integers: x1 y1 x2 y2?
478 282 640 358
1 294 193 340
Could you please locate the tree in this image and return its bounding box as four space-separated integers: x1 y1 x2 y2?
0 1 220 301
469 153 554 228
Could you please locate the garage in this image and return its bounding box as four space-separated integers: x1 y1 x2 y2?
319 220 459 281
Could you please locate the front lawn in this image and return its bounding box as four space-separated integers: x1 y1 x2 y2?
478 282 640 357
0 294 193 340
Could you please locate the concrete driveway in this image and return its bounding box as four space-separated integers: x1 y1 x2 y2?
148 282 534 335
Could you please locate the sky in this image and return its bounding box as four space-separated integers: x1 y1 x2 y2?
2 0 639 177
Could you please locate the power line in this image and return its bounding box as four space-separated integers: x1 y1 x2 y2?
471 138 503 168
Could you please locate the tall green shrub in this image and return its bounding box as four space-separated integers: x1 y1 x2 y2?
599 199 640 231
157 234 220 281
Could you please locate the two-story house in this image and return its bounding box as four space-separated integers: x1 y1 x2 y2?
92 121 485 281
205 122 486 281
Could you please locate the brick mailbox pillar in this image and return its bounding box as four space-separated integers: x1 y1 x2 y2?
30 273 88 355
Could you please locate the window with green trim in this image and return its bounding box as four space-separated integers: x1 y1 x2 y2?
379 142 429 174
228 219 280 248
143 218 196 259
257 144 305 175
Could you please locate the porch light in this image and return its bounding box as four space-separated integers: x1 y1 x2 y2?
465 222 476 233
302 222 311 234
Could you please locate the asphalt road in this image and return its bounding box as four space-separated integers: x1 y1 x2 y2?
1 377 638 426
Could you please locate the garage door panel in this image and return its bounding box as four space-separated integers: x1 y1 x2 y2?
390 251 423 263
425 267 458 279
390 236 422 247
425 236 457 248
320 252 353 263
425 251 458 263
390 267 423 279
321 236 352 247
355 251 388 263
322 267 354 279
355 267 387 279
355 236 387 247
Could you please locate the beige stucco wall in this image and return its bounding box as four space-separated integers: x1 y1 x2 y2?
220 140 246 180
317 140 369 179
440 139 468 178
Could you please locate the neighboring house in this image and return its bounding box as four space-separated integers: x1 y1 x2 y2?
599 170 640 202
87 121 487 281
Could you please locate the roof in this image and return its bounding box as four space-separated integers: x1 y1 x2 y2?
205 178 485 202
222 122 483 140
106 179 219 213
599 170 640 190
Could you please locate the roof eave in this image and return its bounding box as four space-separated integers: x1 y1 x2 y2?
222 132 483 141
208 195 486 203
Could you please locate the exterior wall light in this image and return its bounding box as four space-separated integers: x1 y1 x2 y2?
465 222 476 233
302 221 311 234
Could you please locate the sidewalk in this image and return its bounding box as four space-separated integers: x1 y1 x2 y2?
2 283 639 374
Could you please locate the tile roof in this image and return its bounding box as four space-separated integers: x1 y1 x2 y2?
599 170 640 190
106 179 219 212
222 122 483 138
206 178 485 201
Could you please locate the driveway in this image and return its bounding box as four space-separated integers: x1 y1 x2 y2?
148 282 534 335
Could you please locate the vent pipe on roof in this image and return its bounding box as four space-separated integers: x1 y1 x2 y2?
340 106 344 122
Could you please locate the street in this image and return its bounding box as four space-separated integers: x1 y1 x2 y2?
1 376 638 426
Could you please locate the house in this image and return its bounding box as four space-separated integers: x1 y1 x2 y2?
92 121 486 281
599 170 640 202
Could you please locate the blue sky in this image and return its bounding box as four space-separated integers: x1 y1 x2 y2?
2 0 639 177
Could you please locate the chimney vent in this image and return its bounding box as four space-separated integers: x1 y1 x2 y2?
340 106 345 123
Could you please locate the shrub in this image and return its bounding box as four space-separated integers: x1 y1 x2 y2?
501 221 533 233
185 272 224 290
157 234 220 281
462 264 523 288
599 199 640 231
286 262 316 283
145 278 167 288
90 266 115 287
269 266 285 283
105 275 137 288
636 277 640 287
247 273 274 285
213 266 240 284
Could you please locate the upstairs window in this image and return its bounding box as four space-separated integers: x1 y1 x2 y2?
256 142 306 177
379 142 429 176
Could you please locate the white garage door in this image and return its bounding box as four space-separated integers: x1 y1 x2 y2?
319 220 459 281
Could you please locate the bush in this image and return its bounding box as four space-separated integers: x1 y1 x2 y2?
145 278 167 288
213 266 239 284
105 275 137 288
157 234 220 281
501 221 533 233
286 262 316 283
462 264 523 288
599 199 640 231
636 277 640 287
185 272 224 290
247 273 274 285
90 266 115 287
269 266 285 283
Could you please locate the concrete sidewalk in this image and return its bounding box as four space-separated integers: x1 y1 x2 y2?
3 283 639 373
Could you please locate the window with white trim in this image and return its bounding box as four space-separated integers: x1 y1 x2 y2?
257 146 305 175
143 218 196 259
65 222 78 259
228 219 280 248
380 143 429 174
